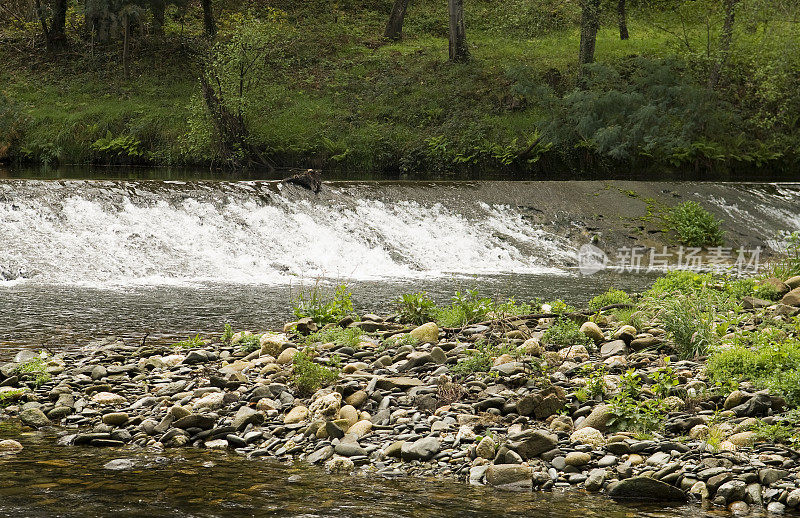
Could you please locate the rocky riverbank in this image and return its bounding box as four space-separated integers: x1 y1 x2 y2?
3 278 800 515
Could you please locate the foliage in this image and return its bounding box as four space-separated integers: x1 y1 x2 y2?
291 349 339 395
541 317 591 347
0 91 26 161
449 340 517 378
644 270 715 298
16 354 51 388
303 326 364 348
607 396 666 435
588 288 632 311
761 232 800 280
221 323 234 343
515 57 748 166
575 365 607 402
292 284 354 326
651 358 679 399
544 299 576 314
436 289 493 328
0 389 25 407
750 420 796 444
707 331 800 407
395 291 438 325
173 334 205 349
238 333 262 353
663 201 725 247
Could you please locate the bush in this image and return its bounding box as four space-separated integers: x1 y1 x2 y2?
708 330 800 407
541 317 591 347
644 270 715 298
436 290 493 328
303 326 364 348
449 340 516 378
16 355 51 388
663 201 725 247
291 349 339 395
292 284 354 325
173 334 205 349
762 232 800 281
238 333 262 353
395 292 438 325
588 288 632 311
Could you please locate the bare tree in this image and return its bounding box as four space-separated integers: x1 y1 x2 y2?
384 0 411 41
448 0 468 62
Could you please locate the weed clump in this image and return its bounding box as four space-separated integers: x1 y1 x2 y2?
291 349 339 395
292 284 353 325
663 201 725 247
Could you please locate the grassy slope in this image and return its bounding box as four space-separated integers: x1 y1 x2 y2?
0 1 795 173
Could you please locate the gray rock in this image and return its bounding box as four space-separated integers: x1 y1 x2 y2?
508 429 558 459
307 445 334 464
576 404 610 432
767 501 786 514
716 480 747 504
232 406 263 430
600 340 627 359
173 414 215 430
334 441 367 457
585 468 605 491
608 476 688 501
401 436 440 461
19 407 49 428
485 464 533 487
103 459 135 470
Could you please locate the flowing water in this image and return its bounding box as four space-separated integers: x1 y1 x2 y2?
1 172 799 517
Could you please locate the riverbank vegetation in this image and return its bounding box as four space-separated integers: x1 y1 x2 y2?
1 0 799 175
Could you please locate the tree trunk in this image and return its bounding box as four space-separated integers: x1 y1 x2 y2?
38 0 67 50
201 0 216 37
384 0 411 41
123 12 130 79
448 0 468 62
578 0 601 72
708 0 739 89
617 0 629 40
151 0 165 37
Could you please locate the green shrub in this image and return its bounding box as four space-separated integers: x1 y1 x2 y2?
436 289 493 328
238 333 262 353
644 270 715 298
708 331 800 407
607 397 666 435
0 389 25 407
541 317 591 347
663 201 725 247
173 334 205 349
589 288 632 311
303 326 364 348
16 356 51 388
750 420 795 444
762 232 800 280
755 282 784 301
449 340 517 378
221 323 234 343
395 292 438 325
291 349 339 395
292 284 354 325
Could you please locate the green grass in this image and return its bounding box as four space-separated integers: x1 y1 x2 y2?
541 317 591 347
662 201 725 247
2 0 798 171
173 334 205 349
291 349 339 395
588 288 632 311
302 326 364 348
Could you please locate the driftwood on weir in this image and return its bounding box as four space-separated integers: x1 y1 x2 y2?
282 169 322 193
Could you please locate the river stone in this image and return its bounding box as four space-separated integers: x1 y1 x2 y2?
724 390 748 410
173 414 215 430
103 459 135 470
307 445 334 464
600 340 627 359
19 407 49 428
344 390 368 408
338 404 359 427
259 333 286 356
276 347 298 365
608 476 688 501
430 346 447 364
334 441 367 457
476 436 496 459
767 501 786 514
284 406 309 424
232 406 263 430
558 345 588 361
781 287 800 306
346 420 372 438
786 276 800 289
0 439 23 453
205 439 228 450
508 430 558 459
384 440 405 458
91 392 127 406
759 468 789 485
374 377 423 391
585 468 605 492
570 427 604 447
580 321 604 343
728 431 755 446
613 325 637 342
311 393 343 422
401 436 440 461
577 404 610 431
550 415 573 432
565 451 591 466
521 338 542 356
409 322 439 344
716 480 747 503
101 412 129 426
325 456 355 474
485 464 533 486
629 336 661 351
